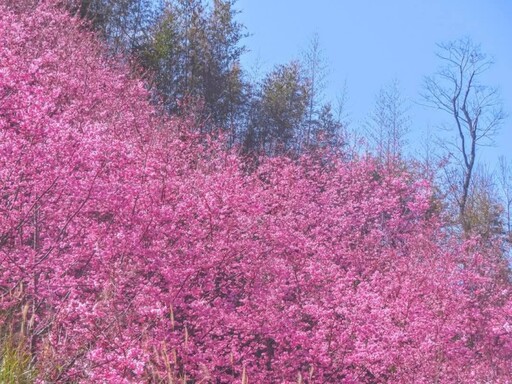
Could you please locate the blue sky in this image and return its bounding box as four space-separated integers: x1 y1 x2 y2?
236 0 512 165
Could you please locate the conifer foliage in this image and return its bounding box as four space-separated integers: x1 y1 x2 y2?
0 2 511 382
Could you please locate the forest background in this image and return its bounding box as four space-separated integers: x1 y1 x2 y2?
72 0 512 238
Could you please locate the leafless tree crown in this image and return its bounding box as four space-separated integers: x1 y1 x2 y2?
422 37 505 234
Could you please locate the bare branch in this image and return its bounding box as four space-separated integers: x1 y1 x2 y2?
422 38 504 235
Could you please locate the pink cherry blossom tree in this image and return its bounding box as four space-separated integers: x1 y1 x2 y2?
1 2 510 383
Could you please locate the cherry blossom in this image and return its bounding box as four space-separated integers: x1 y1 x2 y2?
1 2 510 382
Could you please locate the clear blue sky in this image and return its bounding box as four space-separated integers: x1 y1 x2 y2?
235 0 512 165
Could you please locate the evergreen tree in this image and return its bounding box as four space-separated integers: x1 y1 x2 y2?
67 0 158 54
139 0 248 137
244 61 310 155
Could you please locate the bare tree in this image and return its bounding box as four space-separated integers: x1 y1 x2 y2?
335 80 350 129
422 37 505 234
498 156 512 240
301 33 328 148
366 79 410 168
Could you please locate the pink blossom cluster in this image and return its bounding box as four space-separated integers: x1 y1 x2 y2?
1 2 511 383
